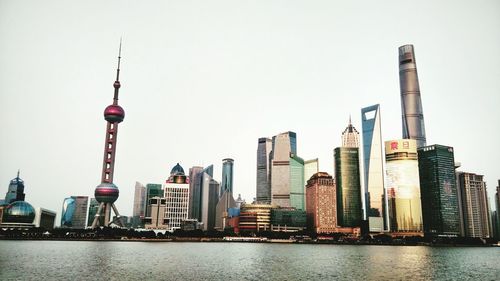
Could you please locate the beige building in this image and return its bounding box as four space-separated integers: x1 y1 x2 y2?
144 196 167 230
239 203 276 232
306 172 337 233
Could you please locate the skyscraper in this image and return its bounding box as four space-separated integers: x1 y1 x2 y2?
164 163 190 232
91 43 126 228
4 171 25 204
132 181 146 227
87 198 99 227
495 180 500 239
220 158 234 195
188 166 204 219
334 147 362 228
361 104 386 232
399 44 426 148
195 165 219 230
418 145 460 237
385 139 423 234
61 196 89 228
216 159 236 230
457 172 492 238
144 183 163 217
290 155 305 210
304 159 319 183
256 138 272 203
271 131 297 207
306 172 337 233
342 117 360 148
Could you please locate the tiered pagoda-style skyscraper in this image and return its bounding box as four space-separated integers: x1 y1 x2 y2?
91 43 126 228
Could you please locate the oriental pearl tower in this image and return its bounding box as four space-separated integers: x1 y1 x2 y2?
91 42 126 228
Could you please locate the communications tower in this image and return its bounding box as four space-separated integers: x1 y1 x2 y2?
91 42 126 228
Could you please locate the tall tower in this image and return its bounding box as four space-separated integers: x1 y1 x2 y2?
91 43 126 228
361 104 386 232
256 138 272 203
399 44 427 148
341 116 360 148
221 158 234 195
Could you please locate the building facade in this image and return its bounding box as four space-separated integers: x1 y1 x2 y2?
399 44 427 148
61 196 89 228
132 181 146 228
239 203 275 232
221 158 234 195
342 117 360 148
290 155 305 210
144 183 163 218
361 104 386 232
385 139 423 235
164 164 190 232
87 198 99 227
306 172 337 233
457 172 492 238
270 208 307 232
4 171 25 204
334 147 362 228
256 138 273 203
418 145 460 237
144 196 167 229
34 208 56 229
270 131 297 208
188 166 204 219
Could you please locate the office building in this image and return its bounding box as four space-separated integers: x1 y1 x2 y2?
34 208 56 229
188 166 204 219
270 131 297 208
144 196 167 230
216 159 236 230
145 183 163 217
256 138 272 203
132 181 146 227
87 198 99 227
4 171 25 204
361 104 386 232
495 181 500 239
457 172 492 238
220 158 234 195
399 44 427 148
61 196 89 228
239 203 275 232
418 145 460 237
270 208 307 232
290 155 305 210
306 172 337 233
334 147 362 227
164 163 190 232
385 140 423 235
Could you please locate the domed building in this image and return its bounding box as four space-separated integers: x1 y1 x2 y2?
163 163 190 232
167 163 189 184
0 201 36 228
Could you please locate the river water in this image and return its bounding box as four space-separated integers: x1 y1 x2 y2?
0 241 498 280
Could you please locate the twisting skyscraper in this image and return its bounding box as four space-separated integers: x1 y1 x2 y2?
91 43 126 228
399 44 427 148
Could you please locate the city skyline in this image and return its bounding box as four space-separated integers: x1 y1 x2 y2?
1 1 499 222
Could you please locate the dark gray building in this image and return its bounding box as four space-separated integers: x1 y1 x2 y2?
399 44 427 148
4 171 25 204
256 138 272 203
334 147 362 227
418 145 460 237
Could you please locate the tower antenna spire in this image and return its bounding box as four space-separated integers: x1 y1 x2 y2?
17 169 20 179
116 38 122 81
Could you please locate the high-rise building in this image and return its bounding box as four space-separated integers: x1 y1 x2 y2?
4 171 25 204
418 145 460 237
61 196 89 228
256 138 272 203
144 196 167 229
399 44 427 148
271 131 297 208
290 155 305 210
87 198 99 227
306 172 337 233
304 159 319 183
361 104 386 232
164 163 190 232
194 165 219 230
342 117 360 148
91 43 126 228
216 159 236 230
188 166 204 219
144 183 163 217
385 140 423 235
457 172 492 238
132 181 146 227
220 158 234 195
334 147 362 228
495 180 500 239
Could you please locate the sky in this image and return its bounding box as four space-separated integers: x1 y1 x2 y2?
1 1 499 224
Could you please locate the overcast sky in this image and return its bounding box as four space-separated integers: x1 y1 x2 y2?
1 1 499 223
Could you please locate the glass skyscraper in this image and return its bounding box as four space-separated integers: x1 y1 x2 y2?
385 139 423 234
188 166 204 219
399 44 427 148
361 104 386 232
4 171 25 204
132 181 146 227
290 155 305 210
87 198 99 227
418 145 460 237
256 138 272 203
61 196 88 228
144 183 163 217
334 147 362 227
221 158 234 195
271 131 297 208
